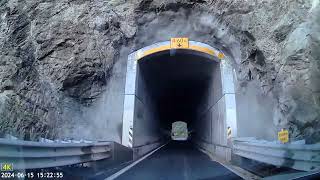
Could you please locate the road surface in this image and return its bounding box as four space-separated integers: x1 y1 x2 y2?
115 141 242 180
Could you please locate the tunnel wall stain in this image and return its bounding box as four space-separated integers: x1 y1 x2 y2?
133 65 163 147
194 60 237 161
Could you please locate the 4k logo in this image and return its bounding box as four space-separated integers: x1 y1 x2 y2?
1 163 13 171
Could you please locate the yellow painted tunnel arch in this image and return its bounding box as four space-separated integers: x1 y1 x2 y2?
134 38 225 61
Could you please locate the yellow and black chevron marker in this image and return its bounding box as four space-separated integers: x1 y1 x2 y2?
128 126 133 147
227 127 232 139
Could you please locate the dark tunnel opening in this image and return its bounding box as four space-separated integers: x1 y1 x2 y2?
135 50 218 144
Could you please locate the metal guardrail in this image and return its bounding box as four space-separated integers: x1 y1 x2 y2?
232 138 320 172
0 138 112 169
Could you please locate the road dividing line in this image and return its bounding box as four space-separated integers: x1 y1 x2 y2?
106 142 169 180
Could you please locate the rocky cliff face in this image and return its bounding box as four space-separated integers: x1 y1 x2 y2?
0 0 131 140
0 0 319 142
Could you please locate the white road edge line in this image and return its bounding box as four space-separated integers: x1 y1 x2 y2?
291 171 320 180
198 148 261 180
105 142 169 180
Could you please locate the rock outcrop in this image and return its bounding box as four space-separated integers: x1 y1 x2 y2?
0 0 132 140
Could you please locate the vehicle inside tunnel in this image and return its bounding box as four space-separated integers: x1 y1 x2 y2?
137 50 217 141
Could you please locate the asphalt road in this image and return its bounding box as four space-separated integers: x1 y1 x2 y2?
115 141 242 180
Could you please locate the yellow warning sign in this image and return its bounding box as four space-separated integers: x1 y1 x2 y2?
170 38 189 49
278 129 289 143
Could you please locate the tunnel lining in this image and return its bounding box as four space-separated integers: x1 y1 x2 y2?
137 50 218 130
122 40 237 160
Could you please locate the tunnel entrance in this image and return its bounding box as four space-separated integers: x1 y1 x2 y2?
122 40 237 160
138 50 216 134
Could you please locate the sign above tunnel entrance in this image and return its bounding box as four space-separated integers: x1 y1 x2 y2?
170 38 189 49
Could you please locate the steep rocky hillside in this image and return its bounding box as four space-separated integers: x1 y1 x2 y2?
0 0 319 142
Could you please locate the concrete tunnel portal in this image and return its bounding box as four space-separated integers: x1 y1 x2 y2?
122 40 238 159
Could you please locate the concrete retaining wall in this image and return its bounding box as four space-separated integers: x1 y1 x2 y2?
194 60 237 161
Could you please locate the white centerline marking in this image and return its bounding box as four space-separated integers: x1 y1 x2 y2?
106 142 169 180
